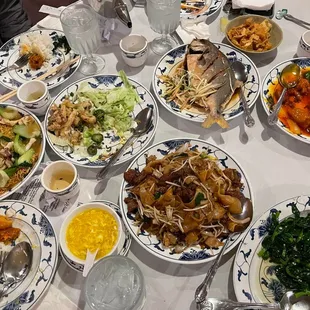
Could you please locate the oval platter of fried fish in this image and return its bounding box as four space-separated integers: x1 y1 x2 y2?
152 39 260 128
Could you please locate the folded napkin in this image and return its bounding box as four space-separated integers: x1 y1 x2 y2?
176 19 210 45
232 0 275 11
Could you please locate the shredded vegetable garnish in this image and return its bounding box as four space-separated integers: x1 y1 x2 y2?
66 209 118 260
123 144 251 253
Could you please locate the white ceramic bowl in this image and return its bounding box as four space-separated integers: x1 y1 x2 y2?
59 202 122 265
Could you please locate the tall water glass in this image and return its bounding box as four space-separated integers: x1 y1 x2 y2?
60 3 105 75
85 256 146 310
147 0 181 55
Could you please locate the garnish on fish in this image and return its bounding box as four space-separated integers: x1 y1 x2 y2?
159 39 242 128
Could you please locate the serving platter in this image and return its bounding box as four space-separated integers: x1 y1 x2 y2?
0 200 57 309
233 195 310 304
120 138 253 265
0 103 45 201
261 57 310 144
0 29 80 90
152 42 260 124
44 74 159 168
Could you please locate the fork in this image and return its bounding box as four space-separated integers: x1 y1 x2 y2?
0 54 29 75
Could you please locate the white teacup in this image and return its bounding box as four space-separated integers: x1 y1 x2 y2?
297 30 310 57
120 34 148 67
41 161 80 201
17 80 51 116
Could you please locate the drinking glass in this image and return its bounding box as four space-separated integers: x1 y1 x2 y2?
85 256 146 310
147 0 181 55
60 3 105 75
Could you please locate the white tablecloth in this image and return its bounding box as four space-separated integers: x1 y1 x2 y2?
4 0 310 309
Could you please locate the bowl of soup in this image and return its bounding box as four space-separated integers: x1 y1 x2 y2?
59 202 122 266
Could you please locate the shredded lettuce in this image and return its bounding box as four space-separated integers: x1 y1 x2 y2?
77 70 140 136
83 127 95 147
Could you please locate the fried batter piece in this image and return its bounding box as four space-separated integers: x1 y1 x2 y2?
0 227 21 245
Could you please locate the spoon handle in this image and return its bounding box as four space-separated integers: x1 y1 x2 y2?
96 134 135 181
0 281 15 300
284 14 310 27
268 88 287 126
240 87 255 128
195 233 237 304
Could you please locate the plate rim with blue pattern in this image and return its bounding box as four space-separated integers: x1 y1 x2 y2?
44 74 159 168
180 0 223 21
261 57 310 144
233 195 310 304
0 200 58 310
0 28 81 90
152 42 261 124
119 137 254 265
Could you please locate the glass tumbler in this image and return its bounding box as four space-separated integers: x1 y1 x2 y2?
85 256 146 310
60 3 105 75
147 0 181 55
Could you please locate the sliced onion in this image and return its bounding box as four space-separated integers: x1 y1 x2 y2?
227 212 250 224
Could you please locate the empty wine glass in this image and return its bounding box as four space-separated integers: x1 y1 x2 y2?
147 0 181 55
60 3 105 75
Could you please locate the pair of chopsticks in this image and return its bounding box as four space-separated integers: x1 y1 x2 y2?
0 56 80 103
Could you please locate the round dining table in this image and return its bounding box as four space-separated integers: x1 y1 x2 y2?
2 0 310 309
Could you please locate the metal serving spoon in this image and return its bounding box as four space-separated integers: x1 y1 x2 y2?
96 107 153 181
276 9 310 28
200 291 310 310
231 61 255 128
268 63 301 126
0 242 33 299
195 196 253 308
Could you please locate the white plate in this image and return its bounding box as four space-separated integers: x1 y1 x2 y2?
0 200 57 309
0 29 80 90
261 57 310 144
180 0 223 22
233 195 310 304
119 138 253 265
60 200 132 273
152 43 260 124
0 103 45 201
45 75 159 168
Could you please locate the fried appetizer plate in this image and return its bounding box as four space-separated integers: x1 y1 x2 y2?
120 138 253 264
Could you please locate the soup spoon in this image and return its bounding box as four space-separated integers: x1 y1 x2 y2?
268 63 301 126
195 196 253 307
200 291 310 310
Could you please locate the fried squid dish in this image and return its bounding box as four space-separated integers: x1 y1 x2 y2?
124 144 251 253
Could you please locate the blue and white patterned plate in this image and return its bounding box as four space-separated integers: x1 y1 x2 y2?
0 103 46 201
0 29 80 90
261 57 310 144
119 138 253 265
45 75 159 168
233 195 310 304
180 0 223 22
152 43 260 124
60 200 132 273
0 200 57 309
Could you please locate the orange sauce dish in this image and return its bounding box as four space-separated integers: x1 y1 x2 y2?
268 69 310 136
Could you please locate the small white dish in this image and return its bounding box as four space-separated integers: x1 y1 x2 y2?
17 80 51 116
120 34 148 67
41 160 80 201
297 30 310 57
59 202 122 267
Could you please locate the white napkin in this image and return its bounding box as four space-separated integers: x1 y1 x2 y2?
176 19 210 45
232 0 275 11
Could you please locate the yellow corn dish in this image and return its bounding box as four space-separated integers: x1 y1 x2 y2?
66 209 119 260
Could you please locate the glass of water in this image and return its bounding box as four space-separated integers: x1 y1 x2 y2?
85 256 146 310
147 0 181 55
60 3 105 75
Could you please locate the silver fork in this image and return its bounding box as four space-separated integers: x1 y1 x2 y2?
0 54 29 75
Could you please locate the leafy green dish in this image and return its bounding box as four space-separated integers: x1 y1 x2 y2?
258 205 310 297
